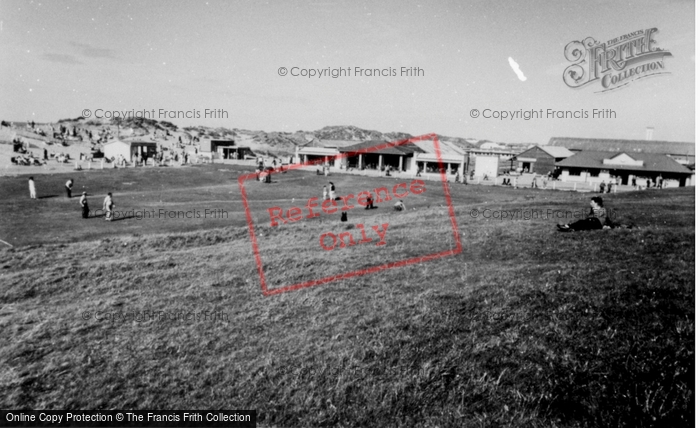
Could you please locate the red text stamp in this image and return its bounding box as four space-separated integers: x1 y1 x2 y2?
238 134 462 295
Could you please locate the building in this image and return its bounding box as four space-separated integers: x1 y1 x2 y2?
338 140 423 172
103 140 157 161
411 139 467 176
200 139 235 159
515 145 574 174
555 151 694 187
295 140 360 166
548 137 695 165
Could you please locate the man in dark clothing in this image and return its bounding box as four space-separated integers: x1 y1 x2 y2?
365 194 375 209
557 197 608 232
80 192 89 218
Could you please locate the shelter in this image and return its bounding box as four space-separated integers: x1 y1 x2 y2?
555 151 694 187
338 140 423 172
200 139 236 159
411 139 466 176
103 140 157 161
295 140 362 167
548 137 695 165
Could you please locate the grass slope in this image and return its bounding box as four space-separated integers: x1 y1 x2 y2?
0 166 694 427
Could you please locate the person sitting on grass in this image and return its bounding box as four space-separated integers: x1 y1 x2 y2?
394 200 406 211
557 196 608 232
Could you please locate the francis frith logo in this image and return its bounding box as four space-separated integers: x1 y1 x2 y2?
563 28 672 92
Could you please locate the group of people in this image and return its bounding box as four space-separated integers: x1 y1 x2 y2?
598 180 616 193
27 177 116 221
320 181 405 213
322 182 336 200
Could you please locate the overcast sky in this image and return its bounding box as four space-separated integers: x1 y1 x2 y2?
0 0 694 143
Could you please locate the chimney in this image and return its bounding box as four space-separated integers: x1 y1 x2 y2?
646 127 654 141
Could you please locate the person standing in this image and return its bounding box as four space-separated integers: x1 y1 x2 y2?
322 185 329 201
28 177 36 199
329 182 336 200
103 193 114 221
599 181 606 193
80 192 89 219
65 178 74 198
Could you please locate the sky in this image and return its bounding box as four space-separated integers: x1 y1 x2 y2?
0 0 695 144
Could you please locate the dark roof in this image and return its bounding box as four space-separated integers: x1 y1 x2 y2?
555 151 692 174
548 137 695 156
338 139 424 155
517 145 572 159
124 140 157 146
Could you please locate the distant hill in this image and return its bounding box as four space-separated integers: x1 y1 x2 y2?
3 119 484 158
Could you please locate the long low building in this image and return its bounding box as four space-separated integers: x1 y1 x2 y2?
338 139 423 172
549 137 695 165
555 151 694 187
296 138 497 178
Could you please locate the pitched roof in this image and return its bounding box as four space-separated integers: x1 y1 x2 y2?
539 145 574 158
548 137 695 156
555 151 692 174
517 145 573 159
338 139 424 155
411 139 466 156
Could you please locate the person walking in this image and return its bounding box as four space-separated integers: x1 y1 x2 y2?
103 193 114 221
28 177 36 199
80 192 89 219
65 178 74 198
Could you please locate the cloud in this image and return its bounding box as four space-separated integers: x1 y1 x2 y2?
42 53 83 65
508 57 527 81
70 42 117 59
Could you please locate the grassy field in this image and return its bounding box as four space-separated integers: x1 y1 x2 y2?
0 165 694 427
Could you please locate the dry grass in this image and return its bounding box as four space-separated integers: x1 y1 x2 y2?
0 165 694 427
